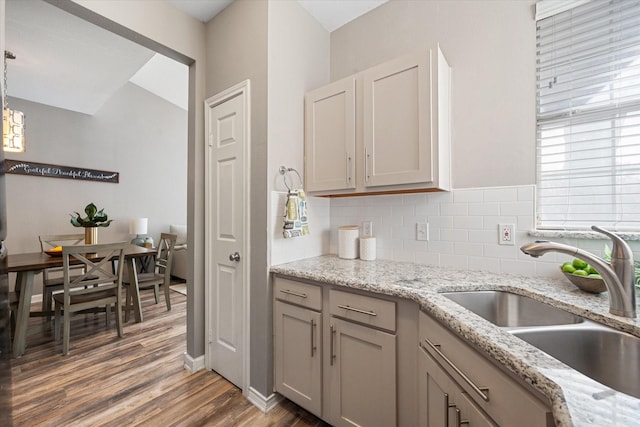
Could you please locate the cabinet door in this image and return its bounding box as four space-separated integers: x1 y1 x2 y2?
418 344 456 427
327 318 396 427
305 76 356 192
419 345 496 427
363 51 432 188
274 301 322 415
455 391 497 427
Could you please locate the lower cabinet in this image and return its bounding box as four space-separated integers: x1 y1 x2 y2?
419 343 495 426
273 276 554 427
418 311 554 427
273 276 401 426
274 300 322 415
326 317 396 427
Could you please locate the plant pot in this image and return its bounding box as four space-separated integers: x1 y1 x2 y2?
85 227 98 245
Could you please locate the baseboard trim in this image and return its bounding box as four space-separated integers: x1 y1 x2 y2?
246 387 282 413
183 352 205 372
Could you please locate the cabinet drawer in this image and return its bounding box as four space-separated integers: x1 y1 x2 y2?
274 277 322 311
419 311 552 427
329 289 396 332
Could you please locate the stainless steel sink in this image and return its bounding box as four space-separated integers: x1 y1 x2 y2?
512 325 640 398
441 290 640 398
440 290 584 327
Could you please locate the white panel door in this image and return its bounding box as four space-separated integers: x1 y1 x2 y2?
204 81 250 390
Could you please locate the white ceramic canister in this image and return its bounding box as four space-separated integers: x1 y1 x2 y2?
338 226 360 259
359 236 376 261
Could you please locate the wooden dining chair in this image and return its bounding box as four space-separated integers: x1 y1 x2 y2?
39 233 86 320
123 233 177 321
8 291 19 341
53 242 127 355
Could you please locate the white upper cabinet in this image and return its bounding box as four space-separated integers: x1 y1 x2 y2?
363 51 431 188
304 45 451 196
304 76 356 192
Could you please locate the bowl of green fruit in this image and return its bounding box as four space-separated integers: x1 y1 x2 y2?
561 258 607 293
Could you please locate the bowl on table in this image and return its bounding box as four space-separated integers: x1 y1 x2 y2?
44 248 63 257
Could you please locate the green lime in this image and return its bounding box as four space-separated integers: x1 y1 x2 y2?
562 264 576 273
573 269 588 276
588 274 602 280
587 266 599 275
572 258 588 269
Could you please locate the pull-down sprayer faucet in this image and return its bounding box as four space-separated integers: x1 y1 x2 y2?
520 226 636 318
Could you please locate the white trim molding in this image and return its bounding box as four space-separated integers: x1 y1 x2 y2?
246 387 282 413
183 352 205 372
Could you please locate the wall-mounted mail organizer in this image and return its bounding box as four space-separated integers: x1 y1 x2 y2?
279 166 303 191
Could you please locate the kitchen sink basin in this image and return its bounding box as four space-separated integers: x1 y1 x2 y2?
512 325 640 398
440 290 584 327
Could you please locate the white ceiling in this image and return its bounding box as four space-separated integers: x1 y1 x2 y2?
167 0 234 23
5 0 388 115
167 0 389 30
297 0 389 32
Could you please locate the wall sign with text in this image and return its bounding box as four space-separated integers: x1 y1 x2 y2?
3 159 119 183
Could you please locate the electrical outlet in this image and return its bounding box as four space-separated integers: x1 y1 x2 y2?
362 221 373 237
498 223 515 245
416 223 429 241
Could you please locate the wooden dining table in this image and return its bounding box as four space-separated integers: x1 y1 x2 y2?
8 243 157 357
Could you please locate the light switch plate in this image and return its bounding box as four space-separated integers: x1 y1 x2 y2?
362 221 373 237
416 223 429 241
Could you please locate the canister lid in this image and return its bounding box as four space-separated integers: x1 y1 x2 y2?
339 225 360 230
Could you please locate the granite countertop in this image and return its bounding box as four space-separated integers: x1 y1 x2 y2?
270 255 640 427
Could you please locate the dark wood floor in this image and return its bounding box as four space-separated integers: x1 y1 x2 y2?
8 286 330 426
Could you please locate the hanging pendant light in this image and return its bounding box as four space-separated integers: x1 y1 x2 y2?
3 50 26 153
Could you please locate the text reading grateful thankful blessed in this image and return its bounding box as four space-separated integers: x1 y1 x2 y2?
3 159 119 183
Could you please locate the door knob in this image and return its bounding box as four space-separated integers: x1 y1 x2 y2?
229 252 241 262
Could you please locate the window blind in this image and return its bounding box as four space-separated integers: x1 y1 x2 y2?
536 0 640 231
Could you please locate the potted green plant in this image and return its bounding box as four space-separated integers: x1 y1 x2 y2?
70 202 113 244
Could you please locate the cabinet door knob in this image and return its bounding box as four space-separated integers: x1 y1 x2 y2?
229 252 241 262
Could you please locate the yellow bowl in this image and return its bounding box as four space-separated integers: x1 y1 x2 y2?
561 268 607 293
44 249 63 257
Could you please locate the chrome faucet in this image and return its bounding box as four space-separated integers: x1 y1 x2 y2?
520 226 636 318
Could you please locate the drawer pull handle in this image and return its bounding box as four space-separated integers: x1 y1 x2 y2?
424 338 490 402
337 304 377 316
280 289 307 299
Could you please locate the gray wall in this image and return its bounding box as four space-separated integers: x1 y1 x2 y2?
5 84 187 292
51 0 207 363
206 0 270 396
330 0 537 189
